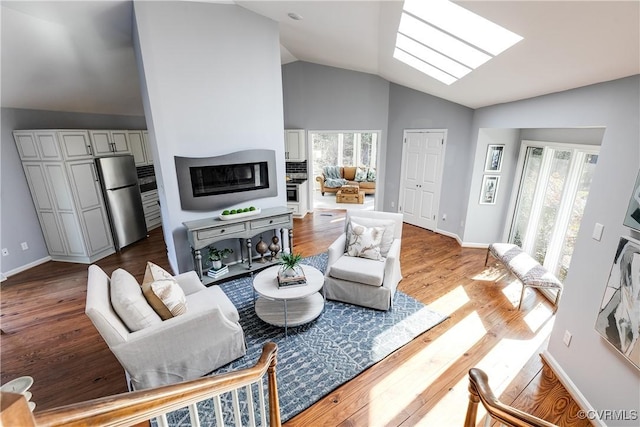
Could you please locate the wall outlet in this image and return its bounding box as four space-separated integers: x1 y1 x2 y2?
21 242 28 251
391 201 395 208
1 248 8 256
563 330 572 347
442 213 447 221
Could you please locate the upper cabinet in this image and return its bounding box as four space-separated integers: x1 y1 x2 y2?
284 129 306 161
128 130 153 166
59 131 93 159
14 130 62 161
89 130 131 156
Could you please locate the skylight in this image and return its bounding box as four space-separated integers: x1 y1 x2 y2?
395 0 523 85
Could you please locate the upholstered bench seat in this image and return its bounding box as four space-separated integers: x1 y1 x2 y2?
486 243 563 311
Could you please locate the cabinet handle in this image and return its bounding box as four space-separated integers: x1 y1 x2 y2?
220 229 225 233
91 164 98 182
87 145 93 155
269 220 273 224
110 142 115 152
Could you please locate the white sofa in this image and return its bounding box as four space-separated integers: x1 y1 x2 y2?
85 264 246 390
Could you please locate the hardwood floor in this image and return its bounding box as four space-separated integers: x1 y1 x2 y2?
0 209 590 426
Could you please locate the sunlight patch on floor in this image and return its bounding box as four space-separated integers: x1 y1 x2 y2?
472 266 507 282
414 316 555 426
523 302 554 333
502 279 525 307
368 311 487 426
427 285 470 317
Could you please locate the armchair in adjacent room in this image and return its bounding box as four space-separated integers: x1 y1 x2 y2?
324 210 403 311
85 263 246 390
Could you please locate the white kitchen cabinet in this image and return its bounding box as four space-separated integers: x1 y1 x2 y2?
66 160 115 256
89 130 131 156
14 131 62 161
141 189 161 230
128 131 146 166
142 131 153 165
15 133 115 263
129 130 153 166
58 131 93 159
284 129 306 161
21 161 104 260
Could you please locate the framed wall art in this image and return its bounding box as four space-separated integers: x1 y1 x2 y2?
484 144 505 172
479 175 500 205
594 236 640 370
623 169 640 232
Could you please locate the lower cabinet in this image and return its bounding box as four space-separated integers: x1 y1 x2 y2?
19 159 114 263
141 190 161 230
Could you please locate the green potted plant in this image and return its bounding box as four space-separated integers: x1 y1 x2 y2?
208 246 233 270
279 252 303 278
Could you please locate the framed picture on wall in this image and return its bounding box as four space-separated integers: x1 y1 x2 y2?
623 170 640 231
484 144 505 172
479 175 500 205
594 236 640 370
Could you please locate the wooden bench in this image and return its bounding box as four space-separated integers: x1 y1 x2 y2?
485 243 563 312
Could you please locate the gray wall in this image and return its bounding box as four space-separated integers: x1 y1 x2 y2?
464 126 606 245
467 76 640 422
134 1 285 273
0 107 146 276
387 83 475 237
282 61 390 204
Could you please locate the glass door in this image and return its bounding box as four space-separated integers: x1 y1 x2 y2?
509 142 599 284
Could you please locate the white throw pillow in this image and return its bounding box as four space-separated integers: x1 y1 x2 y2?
348 216 396 257
354 167 367 182
110 268 161 331
346 220 384 260
142 262 187 320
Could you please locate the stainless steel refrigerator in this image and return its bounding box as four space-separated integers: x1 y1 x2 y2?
95 155 148 250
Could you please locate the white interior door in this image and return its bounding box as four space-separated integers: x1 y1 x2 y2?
400 130 446 231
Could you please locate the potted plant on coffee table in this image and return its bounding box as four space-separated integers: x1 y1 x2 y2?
278 252 304 279
208 246 233 270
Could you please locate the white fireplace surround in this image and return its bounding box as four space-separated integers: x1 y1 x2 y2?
175 149 277 211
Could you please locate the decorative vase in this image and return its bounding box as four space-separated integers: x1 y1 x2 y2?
211 260 223 270
256 236 269 263
279 265 302 278
269 236 280 261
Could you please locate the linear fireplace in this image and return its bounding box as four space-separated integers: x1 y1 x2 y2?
175 150 277 211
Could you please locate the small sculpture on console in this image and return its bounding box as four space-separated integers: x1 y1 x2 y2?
256 236 269 263
268 236 281 261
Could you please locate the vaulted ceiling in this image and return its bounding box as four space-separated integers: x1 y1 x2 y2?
2 1 638 116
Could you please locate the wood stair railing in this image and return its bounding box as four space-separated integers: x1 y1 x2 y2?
464 368 558 427
1 342 280 427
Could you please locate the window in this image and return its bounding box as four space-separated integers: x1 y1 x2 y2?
509 141 599 283
311 131 378 173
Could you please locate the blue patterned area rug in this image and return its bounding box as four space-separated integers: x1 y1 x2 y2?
165 253 447 425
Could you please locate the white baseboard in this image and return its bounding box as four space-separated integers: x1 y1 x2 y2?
460 241 490 249
541 350 603 426
2 256 52 279
0 273 6 282
435 228 462 245
433 229 491 249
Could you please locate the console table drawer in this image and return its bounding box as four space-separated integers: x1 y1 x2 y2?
251 215 291 229
197 223 246 240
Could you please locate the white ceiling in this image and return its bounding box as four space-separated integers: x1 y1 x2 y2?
2 1 639 116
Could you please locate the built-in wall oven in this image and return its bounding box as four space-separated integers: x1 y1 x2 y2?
286 184 298 202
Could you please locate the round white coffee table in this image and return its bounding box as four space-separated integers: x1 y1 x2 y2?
253 264 324 336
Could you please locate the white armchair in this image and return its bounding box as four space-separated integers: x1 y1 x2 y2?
324 210 403 310
85 264 246 390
